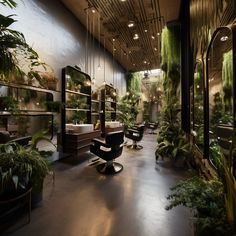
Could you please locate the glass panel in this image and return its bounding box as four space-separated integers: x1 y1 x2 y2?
208 27 233 168
65 67 91 94
193 61 204 152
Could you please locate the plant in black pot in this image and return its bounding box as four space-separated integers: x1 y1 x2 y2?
0 142 51 205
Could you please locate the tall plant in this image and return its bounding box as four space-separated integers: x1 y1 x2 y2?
222 50 233 113
118 90 141 130
156 25 188 163
126 72 142 92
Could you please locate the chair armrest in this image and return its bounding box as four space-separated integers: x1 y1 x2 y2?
91 138 109 148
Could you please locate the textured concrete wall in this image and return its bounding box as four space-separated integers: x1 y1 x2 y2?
1 0 126 95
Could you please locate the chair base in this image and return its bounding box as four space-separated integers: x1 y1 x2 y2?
126 144 143 150
96 162 123 175
149 131 157 134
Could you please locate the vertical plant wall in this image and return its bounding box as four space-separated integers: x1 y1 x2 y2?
161 25 181 99
126 72 142 92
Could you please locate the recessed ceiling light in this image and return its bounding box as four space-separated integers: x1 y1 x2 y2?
121 0 126 2
154 47 157 51
128 21 135 28
157 32 160 36
133 33 139 40
220 36 228 41
143 60 147 64
144 29 148 33
151 35 155 39
92 9 96 13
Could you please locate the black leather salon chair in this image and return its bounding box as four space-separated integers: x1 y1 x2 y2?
90 131 124 175
125 124 145 150
146 122 158 134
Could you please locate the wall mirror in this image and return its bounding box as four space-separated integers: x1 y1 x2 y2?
207 26 234 175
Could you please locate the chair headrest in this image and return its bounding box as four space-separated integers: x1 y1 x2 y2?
106 131 124 146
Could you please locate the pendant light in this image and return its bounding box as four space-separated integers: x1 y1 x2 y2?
92 10 95 84
97 14 101 71
85 8 89 73
112 38 115 86
103 36 106 85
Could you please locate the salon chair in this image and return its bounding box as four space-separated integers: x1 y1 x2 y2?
125 124 145 150
90 131 124 174
146 122 158 134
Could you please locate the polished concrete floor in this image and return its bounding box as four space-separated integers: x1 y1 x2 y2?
4 133 193 236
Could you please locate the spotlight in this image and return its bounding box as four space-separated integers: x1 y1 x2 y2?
128 21 135 28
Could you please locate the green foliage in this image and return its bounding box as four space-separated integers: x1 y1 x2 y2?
126 72 142 92
166 176 232 235
0 1 53 87
156 96 191 163
222 50 233 113
45 101 62 113
118 89 141 129
0 0 16 8
0 95 18 112
211 92 224 127
161 26 180 98
0 142 50 196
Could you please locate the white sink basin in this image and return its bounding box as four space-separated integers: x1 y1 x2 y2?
66 124 94 133
105 121 121 128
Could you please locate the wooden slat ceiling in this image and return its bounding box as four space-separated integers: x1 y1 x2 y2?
61 0 181 72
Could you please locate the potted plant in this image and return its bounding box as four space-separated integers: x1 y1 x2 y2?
0 141 51 205
166 176 234 235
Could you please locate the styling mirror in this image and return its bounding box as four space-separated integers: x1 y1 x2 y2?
207 26 235 175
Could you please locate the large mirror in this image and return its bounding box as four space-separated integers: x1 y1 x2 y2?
207 27 234 173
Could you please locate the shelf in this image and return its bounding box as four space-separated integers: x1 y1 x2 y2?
65 89 90 97
65 108 90 112
92 100 100 103
0 111 54 116
105 100 116 103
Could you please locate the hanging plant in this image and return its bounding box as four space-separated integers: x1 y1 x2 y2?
222 49 233 112
0 0 56 88
126 72 142 93
161 26 180 98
